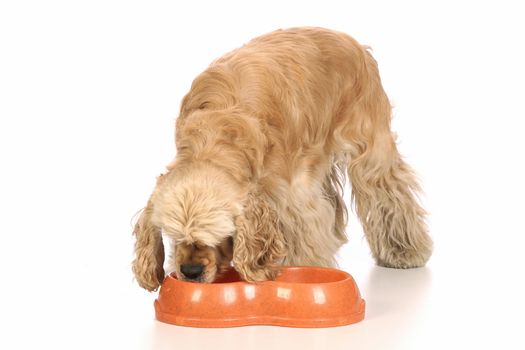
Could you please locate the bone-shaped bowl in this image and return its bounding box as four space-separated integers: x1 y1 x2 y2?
154 266 365 328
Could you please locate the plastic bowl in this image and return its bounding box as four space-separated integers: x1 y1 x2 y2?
154 266 365 328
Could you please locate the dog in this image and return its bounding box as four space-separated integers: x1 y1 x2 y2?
132 27 433 291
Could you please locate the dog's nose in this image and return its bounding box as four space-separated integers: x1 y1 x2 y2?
180 264 204 280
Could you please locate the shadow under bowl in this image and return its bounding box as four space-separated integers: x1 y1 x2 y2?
155 266 365 328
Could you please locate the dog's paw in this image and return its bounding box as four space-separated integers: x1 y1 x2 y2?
376 245 432 269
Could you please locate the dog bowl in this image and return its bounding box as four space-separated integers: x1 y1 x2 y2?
154 266 365 328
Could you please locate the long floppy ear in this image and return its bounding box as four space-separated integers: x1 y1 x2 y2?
132 198 165 291
233 193 287 281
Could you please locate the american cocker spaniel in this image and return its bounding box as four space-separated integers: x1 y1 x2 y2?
132 27 433 291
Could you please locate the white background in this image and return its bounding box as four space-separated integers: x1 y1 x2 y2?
1 1 524 349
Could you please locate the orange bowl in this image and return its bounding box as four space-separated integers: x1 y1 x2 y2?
154 266 365 328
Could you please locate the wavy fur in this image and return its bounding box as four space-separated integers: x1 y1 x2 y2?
132 27 433 290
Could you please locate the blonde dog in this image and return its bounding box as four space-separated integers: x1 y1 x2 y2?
132 27 432 291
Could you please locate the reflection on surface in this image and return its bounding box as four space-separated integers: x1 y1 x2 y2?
277 287 292 300
223 286 237 304
244 284 256 300
312 287 326 304
190 288 202 302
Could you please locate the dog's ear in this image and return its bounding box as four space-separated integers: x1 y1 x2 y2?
233 193 286 281
132 198 165 291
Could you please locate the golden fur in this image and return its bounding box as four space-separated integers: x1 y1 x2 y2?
132 27 433 291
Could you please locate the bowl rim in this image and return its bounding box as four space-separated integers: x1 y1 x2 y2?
165 266 354 287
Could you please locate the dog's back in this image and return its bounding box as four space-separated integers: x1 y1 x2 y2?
177 27 385 180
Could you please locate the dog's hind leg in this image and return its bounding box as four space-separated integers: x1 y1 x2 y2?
337 53 433 268
348 136 433 268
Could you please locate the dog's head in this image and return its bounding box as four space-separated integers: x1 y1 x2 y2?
149 164 241 284
132 163 287 290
